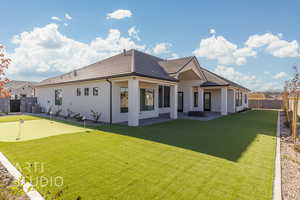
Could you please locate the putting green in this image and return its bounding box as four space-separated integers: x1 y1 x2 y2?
0 119 90 142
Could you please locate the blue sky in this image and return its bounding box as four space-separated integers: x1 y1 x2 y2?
1 0 300 91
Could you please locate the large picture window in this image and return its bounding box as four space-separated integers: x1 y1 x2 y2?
140 88 154 111
55 89 62 106
120 87 128 113
158 85 170 108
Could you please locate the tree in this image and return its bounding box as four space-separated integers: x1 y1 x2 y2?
0 45 11 98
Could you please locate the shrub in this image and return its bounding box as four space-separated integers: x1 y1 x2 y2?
47 106 53 115
90 110 101 122
73 113 84 121
284 121 290 128
65 109 74 119
55 109 63 116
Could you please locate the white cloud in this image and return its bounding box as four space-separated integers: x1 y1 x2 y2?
51 16 62 21
64 23 68 27
7 23 145 80
245 33 300 58
214 65 282 91
153 43 171 54
169 53 179 59
209 29 216 35
193 35 256 66
128 26 140 41
65 13 72 20
106 9 132 19
273 72 287 79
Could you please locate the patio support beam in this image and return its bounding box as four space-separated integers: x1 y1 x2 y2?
128 79 139 126
170 84 178 119
198 87 204 111
221 87 228 115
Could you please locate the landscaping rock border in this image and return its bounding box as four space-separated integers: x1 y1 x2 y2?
280 111 300 200
0 152 44 200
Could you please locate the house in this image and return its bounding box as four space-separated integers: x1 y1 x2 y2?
35 49 250 126
4 81 36 99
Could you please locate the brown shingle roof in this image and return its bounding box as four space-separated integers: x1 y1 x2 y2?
36 49 249 91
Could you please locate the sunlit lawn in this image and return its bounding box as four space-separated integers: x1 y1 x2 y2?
0 110 277 200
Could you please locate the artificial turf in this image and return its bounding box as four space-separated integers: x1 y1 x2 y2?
0 115 40 123
0 110 278 200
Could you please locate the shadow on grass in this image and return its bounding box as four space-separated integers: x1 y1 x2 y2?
98 110 278 162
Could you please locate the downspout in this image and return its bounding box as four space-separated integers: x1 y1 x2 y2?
106 79 112 125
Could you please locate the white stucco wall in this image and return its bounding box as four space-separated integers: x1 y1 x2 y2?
36 80 162 124
36 80 111 122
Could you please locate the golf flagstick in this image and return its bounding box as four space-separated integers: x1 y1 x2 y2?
16 119 24 140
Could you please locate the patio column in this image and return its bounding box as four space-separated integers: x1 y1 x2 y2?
221 87 228 115
198 87 204 111
128 79 139 126
170 84 178 119
233 89 236 113
188 87 193 111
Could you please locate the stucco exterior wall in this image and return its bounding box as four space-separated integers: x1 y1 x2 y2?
36 80 111 122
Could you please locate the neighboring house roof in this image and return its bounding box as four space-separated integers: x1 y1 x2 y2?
248 93 266 99
4 80 36 91
36 49 249 91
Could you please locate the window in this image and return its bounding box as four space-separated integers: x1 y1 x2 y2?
84 88 89 96
194 92 198 107
163 86 170 107
55 89 62 106
93 87 99 96
76 88 81 96
140 88 155 111
240 92 243 106
245 94 248 104
158 86 170 108
235 91 240 106
159 86 163 108
120 87 128 113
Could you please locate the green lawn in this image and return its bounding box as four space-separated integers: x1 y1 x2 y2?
0 115 40 123
0 110 278 200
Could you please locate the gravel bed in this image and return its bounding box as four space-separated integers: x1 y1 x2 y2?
0 162 29 200
280 112 300 200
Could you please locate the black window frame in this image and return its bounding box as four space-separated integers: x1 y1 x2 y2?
194 92 198 107
84 88 89 96
140 88 155 111
93 87 99 96
159 86 163 108
120 87 128 113
55 89 62 106
76 88 81 96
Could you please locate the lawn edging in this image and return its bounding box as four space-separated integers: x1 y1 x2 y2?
273 111 282 200
0 152 44 200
